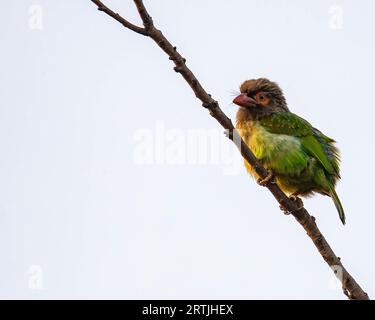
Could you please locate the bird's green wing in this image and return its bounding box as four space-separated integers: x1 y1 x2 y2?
301 135 335 174
260 112 335 174
259 112 312 137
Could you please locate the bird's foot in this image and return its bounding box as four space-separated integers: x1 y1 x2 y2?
279 195 304 215
290 195 304 210
279 201 290 215
257 170 274 186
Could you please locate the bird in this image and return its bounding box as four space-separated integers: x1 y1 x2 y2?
233 78 345 224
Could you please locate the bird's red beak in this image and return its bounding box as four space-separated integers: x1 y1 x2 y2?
233 93 257 108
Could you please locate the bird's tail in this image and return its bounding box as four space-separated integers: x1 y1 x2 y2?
329 185 346 225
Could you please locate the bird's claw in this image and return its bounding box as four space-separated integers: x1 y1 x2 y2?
290 195 304 209
257 170 274 186
279 203 291 215
280 195 304 215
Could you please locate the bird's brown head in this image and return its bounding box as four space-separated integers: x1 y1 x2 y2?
233 78 289 120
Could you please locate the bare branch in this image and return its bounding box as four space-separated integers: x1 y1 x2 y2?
90 0 369 300
92 0 148 36
134 0 154 30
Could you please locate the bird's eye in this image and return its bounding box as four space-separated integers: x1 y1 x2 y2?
256 92 269 105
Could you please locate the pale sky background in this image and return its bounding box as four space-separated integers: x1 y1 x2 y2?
0 0 374 299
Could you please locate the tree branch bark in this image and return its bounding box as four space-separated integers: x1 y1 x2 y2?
91 0 369 300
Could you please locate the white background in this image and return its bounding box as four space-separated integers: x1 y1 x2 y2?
0 0 374 299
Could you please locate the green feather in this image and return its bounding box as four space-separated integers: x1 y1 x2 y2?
329 185 346 225
259 112 311 137
301 135 335 174
239 111 345 224
260 112 338 176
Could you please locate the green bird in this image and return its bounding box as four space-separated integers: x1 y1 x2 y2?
233 78 345 224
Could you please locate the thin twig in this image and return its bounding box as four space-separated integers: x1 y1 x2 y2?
92 0 148 35
90 0 369 300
